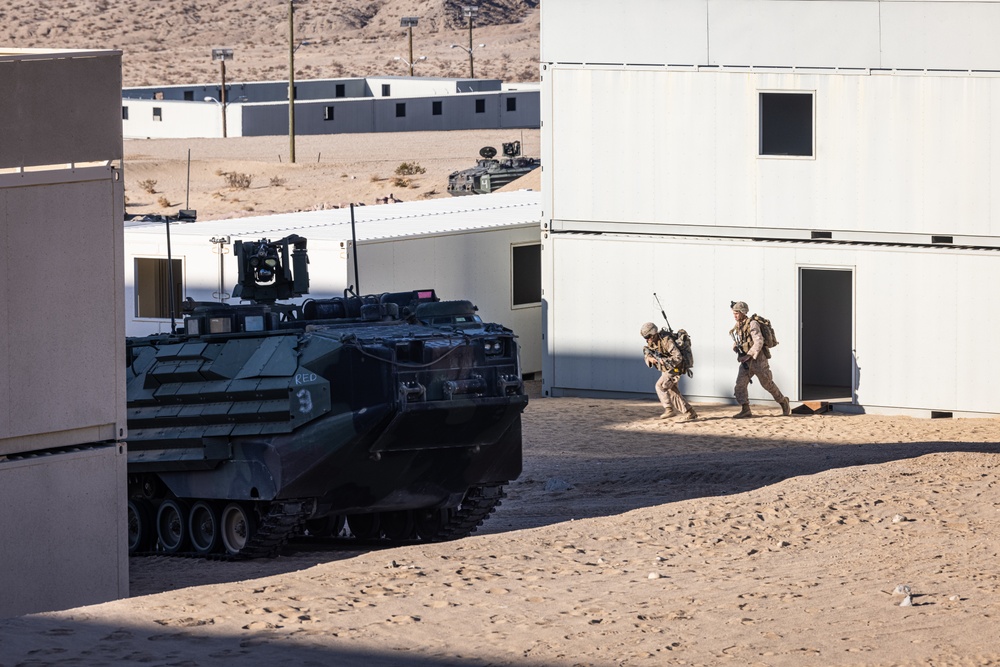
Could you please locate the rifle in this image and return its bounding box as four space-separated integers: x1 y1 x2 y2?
731 329 753 384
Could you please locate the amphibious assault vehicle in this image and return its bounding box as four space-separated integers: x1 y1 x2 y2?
126 234 527 557
447 141 540 196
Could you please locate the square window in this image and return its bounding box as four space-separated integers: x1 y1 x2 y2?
432 100 442 116
152 107 162 121
475 98 486 114
183 90 194 101
382 84 391 97
760 92 813 157
135 258 183 319
324 106 335 121
335 83 345 98
506 97 517 112
511 244 541 307
396 102 406 118
122 106 129 120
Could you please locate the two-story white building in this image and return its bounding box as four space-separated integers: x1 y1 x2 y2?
541 0 1000 416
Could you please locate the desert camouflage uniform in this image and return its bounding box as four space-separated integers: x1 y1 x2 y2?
645 328 693 414
731 317 786 406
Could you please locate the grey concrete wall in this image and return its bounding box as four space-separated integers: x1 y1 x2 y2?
0 49 128 618
0 50 122 168
0 444 129 618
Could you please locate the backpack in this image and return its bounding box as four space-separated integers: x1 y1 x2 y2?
670 329 695 377
750 314 779 348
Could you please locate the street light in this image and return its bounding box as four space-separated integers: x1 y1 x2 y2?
400 17 419 76
394 55 426 76
211 48 233 137
461 5 479 78
450 42 485 79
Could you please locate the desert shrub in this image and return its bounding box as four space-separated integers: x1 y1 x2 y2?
394 162 426 176
392 176 411 188
139 178 157 194
220 171 253 189
269 175 286 187
157 195 170 208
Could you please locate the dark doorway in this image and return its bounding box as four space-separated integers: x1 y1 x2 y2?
799 268 853 401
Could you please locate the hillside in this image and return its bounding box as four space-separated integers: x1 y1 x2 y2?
2 0 540 86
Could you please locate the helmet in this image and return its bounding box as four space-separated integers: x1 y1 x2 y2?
640 322 658 338
731 301 749 315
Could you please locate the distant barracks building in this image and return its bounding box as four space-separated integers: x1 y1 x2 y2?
541 0 1000 417
122 76 540 139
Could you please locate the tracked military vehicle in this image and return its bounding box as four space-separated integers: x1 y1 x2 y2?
126 234 527 558
447 141 541 196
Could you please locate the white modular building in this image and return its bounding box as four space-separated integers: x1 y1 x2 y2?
541 0 1000 416
122 77 540 139
124 190 543 375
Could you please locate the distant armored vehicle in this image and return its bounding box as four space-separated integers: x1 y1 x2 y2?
126 234 527 557
447 141 540 196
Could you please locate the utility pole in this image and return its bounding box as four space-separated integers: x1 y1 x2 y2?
400 17 419 76
464 6 478 78
211 48 233 138
288 0 296 163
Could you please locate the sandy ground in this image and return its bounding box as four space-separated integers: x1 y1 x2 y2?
123 129 542 221
2 381 1000 666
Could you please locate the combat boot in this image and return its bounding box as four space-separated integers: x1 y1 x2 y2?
732 404 752 419
779 397 791 416
677 408 699 423
659 407 678 420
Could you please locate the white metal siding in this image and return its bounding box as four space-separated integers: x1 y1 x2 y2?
542 0 1000 71
547 66 1000 238
545 233 1000 414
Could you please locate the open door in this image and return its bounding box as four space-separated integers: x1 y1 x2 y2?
799 268 853 401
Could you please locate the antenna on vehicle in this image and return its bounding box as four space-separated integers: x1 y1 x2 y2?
350 203 361 293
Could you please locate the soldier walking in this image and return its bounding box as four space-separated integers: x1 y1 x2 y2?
729 301 790 418
641 322 698 422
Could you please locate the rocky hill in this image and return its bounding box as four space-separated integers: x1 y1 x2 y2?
2 0 540 86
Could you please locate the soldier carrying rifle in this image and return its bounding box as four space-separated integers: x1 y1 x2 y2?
641 295 698 422
729 300 791 419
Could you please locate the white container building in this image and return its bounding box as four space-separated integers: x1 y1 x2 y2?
0 48 128 617
124 190 543 375
541 0 1000 416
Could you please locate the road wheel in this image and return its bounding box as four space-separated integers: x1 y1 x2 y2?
156 499 188 554
127 499 154 554
220 502 256 556
347 513 380 539
188 501 221 555
380 510 415 541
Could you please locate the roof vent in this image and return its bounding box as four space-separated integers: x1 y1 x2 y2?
931 236 953 245
811 231 832 240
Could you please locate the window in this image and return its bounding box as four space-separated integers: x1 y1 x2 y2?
335 83 345 98
506 97 517 112
475 98 486 114
511 244 541 307
432 100 442 116
324 106 335 121
152 107 162 121
122 106 129 120
759 92 813 157
382 84 391 97
135 258 183 319
396 102 406 118
183 90 194 101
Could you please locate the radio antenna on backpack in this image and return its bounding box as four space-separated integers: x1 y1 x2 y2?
653 293 672 333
